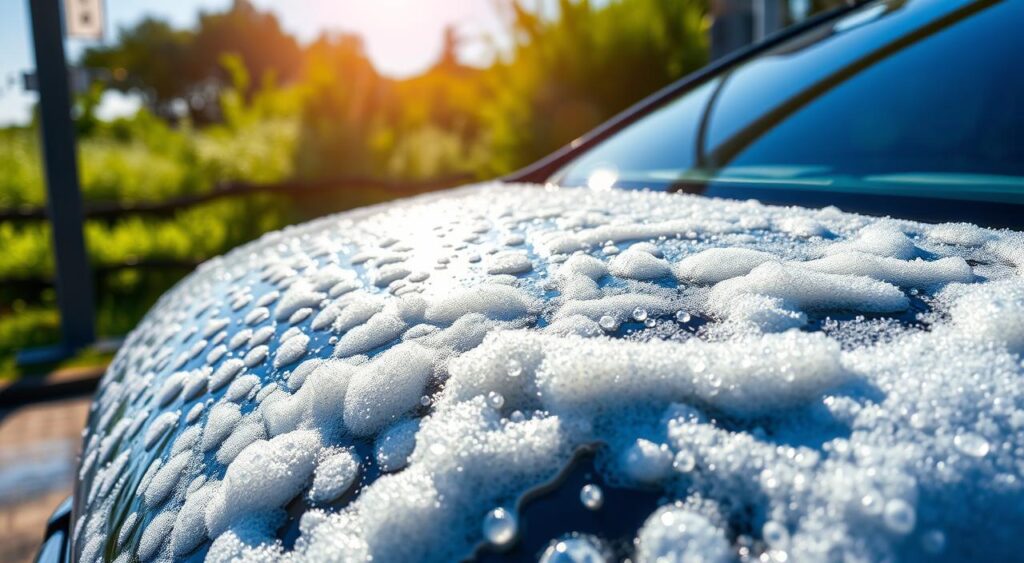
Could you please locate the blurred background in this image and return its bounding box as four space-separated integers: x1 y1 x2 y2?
0 0 847 378
0 1 839 557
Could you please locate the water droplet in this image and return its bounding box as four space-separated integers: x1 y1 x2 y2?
643 318 656 328
598 315 618 332
954 432 989 457
883 498 916 534
483 507 518 546
420 395 431 407
487 391 505 409
762 520 790 548
631 307 648 322
507 359 523 377
675 310 692 323
579 484 603 510
673 450 696 473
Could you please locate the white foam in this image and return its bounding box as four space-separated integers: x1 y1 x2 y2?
309 448 361 503
710 262 908 320
144 411 180 450
224 375 259 402
244 345 269 368
332 312 407 357
608 250 672 280
205 430 321 536
209 359 245 392
275 281 326 321
343 343 434 437
375 419 419 473
170 480 220 557
555 292 676 323
144 451 193 508
217 417 268 465
263 360 354 439
621 438 673 484
674 247 778 284
424 284 539 324
486 251 533 275
202 403 241 451
777 215 829 238
79 183 1024 562
371 264 412 287
825 223 918 259
927 222 994 247
138 508 177 561
331 293 384 333
635 506 732 563
801 252 973 287
558 254 608 280
274 333 310 368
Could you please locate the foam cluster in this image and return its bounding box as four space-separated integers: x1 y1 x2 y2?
74 183 1024 562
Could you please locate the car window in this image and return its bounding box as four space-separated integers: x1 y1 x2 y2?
553 0 1024 205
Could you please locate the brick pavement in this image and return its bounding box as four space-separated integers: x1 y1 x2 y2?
0 397 90 563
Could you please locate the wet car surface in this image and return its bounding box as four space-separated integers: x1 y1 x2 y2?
53 0 1024 561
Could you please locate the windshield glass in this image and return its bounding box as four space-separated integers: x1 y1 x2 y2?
553 0 1024 205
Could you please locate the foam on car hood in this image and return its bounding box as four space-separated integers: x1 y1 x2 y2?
75 183 1024 562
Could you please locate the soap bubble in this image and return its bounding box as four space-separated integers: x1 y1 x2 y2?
883 498 916 535
598 315 618 332
507 359 523 377
487 391 505 409
632 307 648 322
762 520 790 548
673 450 696 473
580 484 604 510
675 310 692 323
954 432 990 458
483 507 518 546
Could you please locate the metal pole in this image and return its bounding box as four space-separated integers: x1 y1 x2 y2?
27 0 96 353
711 0 756 61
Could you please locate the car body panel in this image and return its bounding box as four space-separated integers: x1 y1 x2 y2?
69 183 1024 561
53 0 1024 561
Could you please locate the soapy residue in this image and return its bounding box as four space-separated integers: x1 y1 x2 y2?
75 183 1024 562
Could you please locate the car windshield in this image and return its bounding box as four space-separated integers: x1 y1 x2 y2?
552 0 1024 205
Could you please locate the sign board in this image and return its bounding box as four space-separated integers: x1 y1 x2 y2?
64 0 104 39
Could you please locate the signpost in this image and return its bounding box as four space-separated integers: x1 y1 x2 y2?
22 0 97 362
711 0 785 60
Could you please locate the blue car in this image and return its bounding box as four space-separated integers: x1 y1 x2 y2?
40 0 1024 561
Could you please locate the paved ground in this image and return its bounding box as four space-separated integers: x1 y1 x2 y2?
0 397 90 563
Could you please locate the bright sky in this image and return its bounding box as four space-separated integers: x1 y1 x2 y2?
0 0 514 125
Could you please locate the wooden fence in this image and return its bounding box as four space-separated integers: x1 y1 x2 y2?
0 174 473 290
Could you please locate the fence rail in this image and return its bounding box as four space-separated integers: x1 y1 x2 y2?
0 174 474 223
1 173 473 291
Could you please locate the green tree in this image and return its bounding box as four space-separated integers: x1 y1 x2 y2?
81 18 195 120
81 1 300 123
478 0 710 175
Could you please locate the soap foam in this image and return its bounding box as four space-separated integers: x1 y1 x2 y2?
77 183 1024 562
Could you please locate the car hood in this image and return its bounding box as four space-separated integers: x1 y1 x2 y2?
74 182 1024 562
